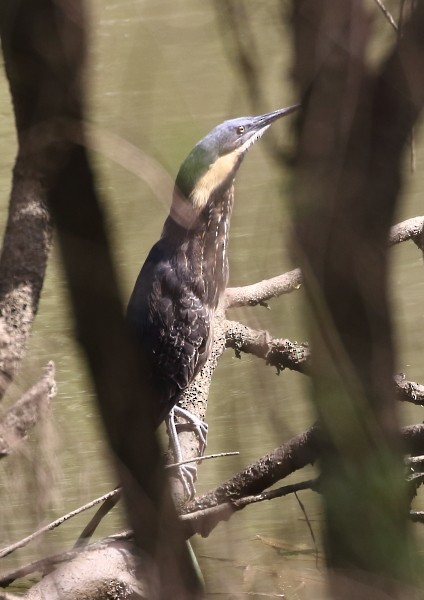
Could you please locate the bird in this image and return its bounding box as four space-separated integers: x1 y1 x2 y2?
127 105 299 496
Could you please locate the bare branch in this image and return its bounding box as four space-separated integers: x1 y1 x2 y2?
182 425 319 537
0 362 56 457
180 423 424 538
0 488 120 560
224 268 302 309
395 373 424 405
232 478 319 509
389 216 424 248
74 488 122 549
223 215 424 314
224 319 310 374
166 451 239 470
373 0 399 31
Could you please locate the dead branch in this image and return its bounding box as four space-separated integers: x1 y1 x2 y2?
178 479 319 539
373 0 399 31
221 213 424 316
232 477 319 509
224 319 310 374
180 423 424 538
224 268 302 309
388 216 424 248
395 373 424 405
9 540 149 600
0 488 120 560
167 451 239 469
3 421 423 582
74 488 122 549
181 425 319 537
0 362 56 457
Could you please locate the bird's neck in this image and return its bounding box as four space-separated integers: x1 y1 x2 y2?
162 185 235 307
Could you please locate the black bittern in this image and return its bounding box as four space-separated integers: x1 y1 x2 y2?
127 105 298 496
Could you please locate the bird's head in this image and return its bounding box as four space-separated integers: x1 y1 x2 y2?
170 105 299 227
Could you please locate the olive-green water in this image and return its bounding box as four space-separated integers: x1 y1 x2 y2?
0 2 424 598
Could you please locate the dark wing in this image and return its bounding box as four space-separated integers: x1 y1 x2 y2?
127 240 211 408
149 279 211 390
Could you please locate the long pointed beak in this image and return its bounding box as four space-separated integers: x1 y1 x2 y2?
254 104 300 129
239 104 300 152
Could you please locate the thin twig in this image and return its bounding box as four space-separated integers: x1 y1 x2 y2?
373 0 398 30
232 478 318 508
74 488 122 548
294 490 319 567
0 488 120 560
166 451 239 470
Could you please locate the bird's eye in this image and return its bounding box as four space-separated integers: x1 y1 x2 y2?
236 125 245 135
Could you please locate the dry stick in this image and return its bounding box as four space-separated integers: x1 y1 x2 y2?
224 319 310 374
232 478 318 508
4 420 424 569
75 453 240 547
74 488 121 549
0 488 120 560
373 0 399 30
179 480 318 528
166 451 239 469
224 268 302 309
294 490 319 567
388 216 424 247
179 423 424 539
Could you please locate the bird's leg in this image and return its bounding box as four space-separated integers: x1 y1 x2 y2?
173 405 208 453
166 408 198 500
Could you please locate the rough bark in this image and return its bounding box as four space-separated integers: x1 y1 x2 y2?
0 7 55 400
18 540 149 600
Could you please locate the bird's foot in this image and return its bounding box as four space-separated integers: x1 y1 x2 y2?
173 405 208 453
176 464 197 501
166 407 208 500
166 409 197 500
